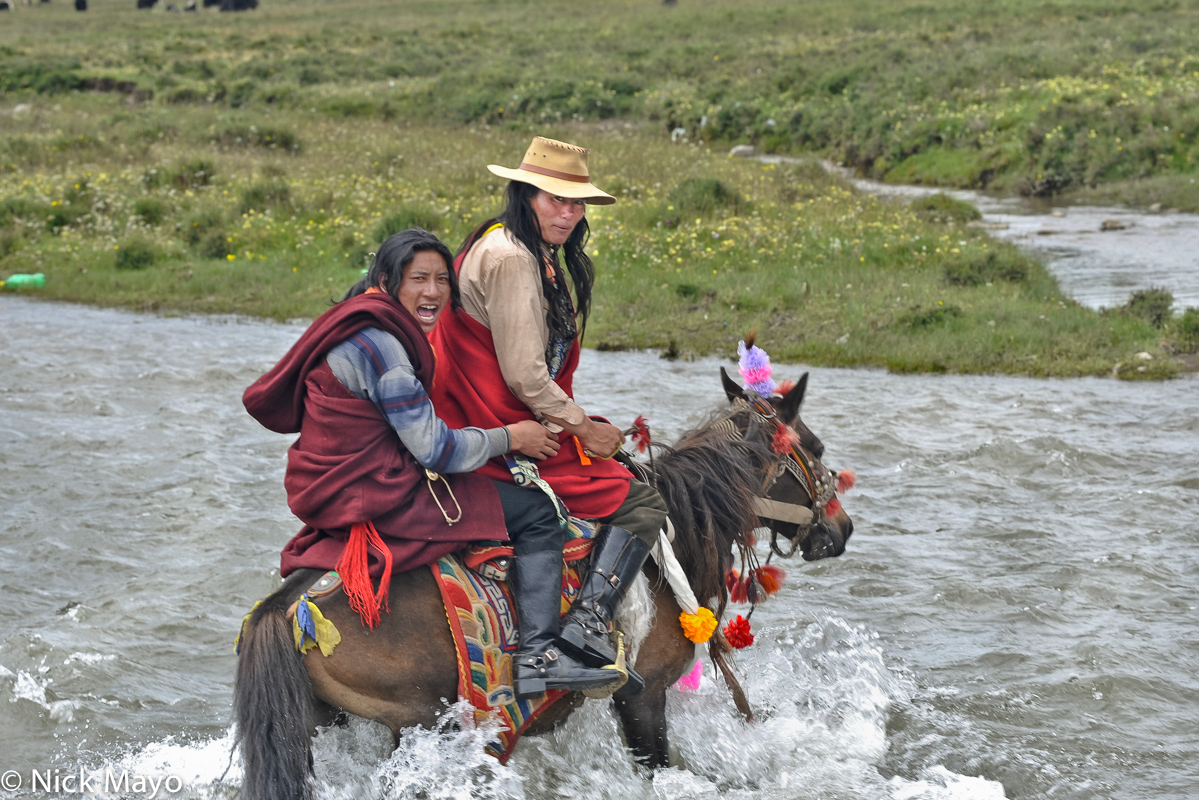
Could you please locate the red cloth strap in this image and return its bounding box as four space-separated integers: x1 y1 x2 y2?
336 521 393 629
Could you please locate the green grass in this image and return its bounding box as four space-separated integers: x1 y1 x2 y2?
4 0 1197 197
1 0 1194 378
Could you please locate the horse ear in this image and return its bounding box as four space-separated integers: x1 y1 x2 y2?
777 372 808 425
720 366 745 403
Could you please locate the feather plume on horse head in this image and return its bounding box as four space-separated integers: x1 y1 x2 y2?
738 330 776 397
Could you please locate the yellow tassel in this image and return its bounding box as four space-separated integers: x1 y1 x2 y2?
234 600 263 655
679 606 718 643
292 599 343 657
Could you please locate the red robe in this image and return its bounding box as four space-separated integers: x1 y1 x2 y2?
243 293 505 579
429 306 631 520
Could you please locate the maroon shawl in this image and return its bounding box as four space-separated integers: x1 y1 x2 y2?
243 293 505 580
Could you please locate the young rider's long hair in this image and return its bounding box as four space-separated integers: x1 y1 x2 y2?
495 181 595 343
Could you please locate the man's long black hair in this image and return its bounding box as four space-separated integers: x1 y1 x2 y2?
493 181 595 343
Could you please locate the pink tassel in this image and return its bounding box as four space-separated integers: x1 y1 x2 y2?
824 498 842 518
836 470 856 493
771 425 800 454
674 660 703 693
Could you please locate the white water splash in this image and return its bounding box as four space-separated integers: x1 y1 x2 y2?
888 766 1007 800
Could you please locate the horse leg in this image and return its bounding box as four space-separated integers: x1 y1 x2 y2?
304 567 459 738
613 568 696 768
613 688 671 768
235 569 323 800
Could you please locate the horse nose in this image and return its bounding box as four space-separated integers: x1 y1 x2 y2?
842 517 853 540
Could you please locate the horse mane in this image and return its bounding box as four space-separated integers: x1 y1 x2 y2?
649 407 773 622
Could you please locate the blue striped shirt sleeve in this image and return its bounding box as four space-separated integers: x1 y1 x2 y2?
326 327 509 473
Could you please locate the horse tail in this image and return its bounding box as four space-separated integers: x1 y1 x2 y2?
235 574 315 800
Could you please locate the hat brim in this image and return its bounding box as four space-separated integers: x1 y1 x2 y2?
488 165 616 205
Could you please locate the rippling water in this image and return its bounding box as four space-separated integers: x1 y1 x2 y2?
1 296 1196 799
832 170 1199 311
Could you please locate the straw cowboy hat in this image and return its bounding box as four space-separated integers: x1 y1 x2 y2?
488 137 616 205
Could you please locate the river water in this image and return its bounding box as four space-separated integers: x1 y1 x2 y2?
1 295 1195 800
843 174 1199 311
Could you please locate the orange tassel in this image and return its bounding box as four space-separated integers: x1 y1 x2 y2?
824 498 842 519
335 521 393 630
837 470 856 493
754 565 785 595
776 379 796 396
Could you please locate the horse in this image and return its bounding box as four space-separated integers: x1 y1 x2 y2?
234 370 853 800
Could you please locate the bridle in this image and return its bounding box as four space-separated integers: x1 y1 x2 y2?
623 396 842 558
720 395 840 558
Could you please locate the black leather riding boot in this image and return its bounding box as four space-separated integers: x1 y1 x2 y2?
558 525 651 690
511 550 623 699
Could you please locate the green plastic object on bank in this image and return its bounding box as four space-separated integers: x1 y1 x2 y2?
1 273 46 289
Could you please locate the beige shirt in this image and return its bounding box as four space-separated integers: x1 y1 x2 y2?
457 226 586 427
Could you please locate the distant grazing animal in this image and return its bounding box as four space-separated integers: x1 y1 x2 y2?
75 0 86 9
183 0 196 10
202 0 219 6
0 2 12 11
136 0 156 8
219 0 256 10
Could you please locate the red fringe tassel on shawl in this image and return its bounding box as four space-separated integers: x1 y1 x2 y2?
336 521 393 629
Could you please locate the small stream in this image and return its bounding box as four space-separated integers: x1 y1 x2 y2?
763 156 1199 311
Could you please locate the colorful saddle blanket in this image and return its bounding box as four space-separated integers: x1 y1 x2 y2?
431 518 598 762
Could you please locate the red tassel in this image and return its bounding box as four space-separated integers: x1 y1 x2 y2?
725 569 740 595
776 379 796 396
771 424 799 454
823 498 842 519
836 470 856 493
335 521 393 630
631 415 651 454
754 565 786 595
723 614 755 649
729 574 750 603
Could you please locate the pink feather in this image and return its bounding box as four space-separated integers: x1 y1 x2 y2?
674 660 703 693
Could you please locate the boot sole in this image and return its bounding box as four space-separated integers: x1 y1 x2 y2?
558 625 618 665
515 672 624 699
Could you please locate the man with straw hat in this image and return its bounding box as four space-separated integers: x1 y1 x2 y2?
430 137 668 699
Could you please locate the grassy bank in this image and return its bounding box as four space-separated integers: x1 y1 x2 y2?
1 0 1195 378
2 0 1197 201
0 89 1190 377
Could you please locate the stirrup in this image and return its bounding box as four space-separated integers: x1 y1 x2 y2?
582 632 640 699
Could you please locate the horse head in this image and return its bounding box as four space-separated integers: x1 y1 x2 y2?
719 367 854 562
